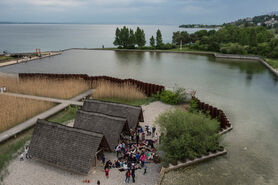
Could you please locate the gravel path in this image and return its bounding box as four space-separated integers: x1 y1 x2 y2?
3 101 173 185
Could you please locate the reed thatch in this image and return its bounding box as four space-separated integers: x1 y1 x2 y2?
74 110 130 150
82 99 144 130
28 119 110 174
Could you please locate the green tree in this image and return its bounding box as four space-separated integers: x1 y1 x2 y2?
128 29 136 48
172 31 190 45
150 36 155 47
113 27 121 46
135 27 146 47
156 29 163 48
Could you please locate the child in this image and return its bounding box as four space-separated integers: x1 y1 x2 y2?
105 168 109 178
143 165 147 175
20 153 24 161
125 169 130 183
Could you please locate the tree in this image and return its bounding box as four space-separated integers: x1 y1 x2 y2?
172 31 190 45
135 27 146 47
128 29 136 48
156 29 163 48
150 36 155 47
113 27 121 46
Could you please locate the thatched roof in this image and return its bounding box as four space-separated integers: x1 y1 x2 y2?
82 99 144 130
74 110 130 150
28 119 110 174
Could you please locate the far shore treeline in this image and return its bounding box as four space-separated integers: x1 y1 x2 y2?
113 25 278 59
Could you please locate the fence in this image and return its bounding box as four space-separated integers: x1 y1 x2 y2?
192 97 231 131
18 73 165 97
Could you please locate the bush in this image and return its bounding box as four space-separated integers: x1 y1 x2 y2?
220 43 247 55
189 98 199 113
156 109 220 164
155 87 187 105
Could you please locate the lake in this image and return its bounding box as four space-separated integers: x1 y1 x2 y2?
0 24 209 53
0 49 278 184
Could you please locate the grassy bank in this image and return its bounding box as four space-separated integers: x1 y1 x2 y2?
265 58 278 70
47 106 79 124
0 56 15 62
0 128 33 181
96 97 156 106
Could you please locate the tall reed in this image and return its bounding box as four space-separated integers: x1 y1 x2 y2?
0 95 53 133
92 80 146 100
0 76 90 99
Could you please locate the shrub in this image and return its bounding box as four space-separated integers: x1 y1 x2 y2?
156 87 187 105
156 109 220 164
189 98 199 113
220 43 247 55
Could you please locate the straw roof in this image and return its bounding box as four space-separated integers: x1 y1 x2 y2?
28 119 110 174
82 99 144 130
74 110 130 150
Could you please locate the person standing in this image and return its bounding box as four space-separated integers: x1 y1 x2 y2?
152 126 156 137
125 169 130 183
131 167 136 183
136 133 139 145
97 180 100 185
140 153 146 167
143 165 147 175
105 168 109 179
102 155 106 166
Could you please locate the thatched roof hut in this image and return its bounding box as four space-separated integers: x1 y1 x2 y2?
74 110 130 150
82 99 144 130
28 119 110 174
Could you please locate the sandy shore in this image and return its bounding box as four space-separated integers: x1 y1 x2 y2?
3 101 173 185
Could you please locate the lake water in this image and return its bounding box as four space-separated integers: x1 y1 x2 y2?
0 49 278 184
0 24 208 53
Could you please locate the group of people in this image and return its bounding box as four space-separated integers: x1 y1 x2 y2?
100 124 159 183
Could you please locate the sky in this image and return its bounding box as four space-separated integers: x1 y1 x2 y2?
0 0 278 25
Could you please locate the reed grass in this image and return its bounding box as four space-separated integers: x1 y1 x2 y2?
0 95 54 133
0 76 90 99
92 80 146 101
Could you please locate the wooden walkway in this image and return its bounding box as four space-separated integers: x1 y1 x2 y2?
0 89 93 143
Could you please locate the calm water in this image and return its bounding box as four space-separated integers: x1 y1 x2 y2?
1 50 278 184
0 24 208 53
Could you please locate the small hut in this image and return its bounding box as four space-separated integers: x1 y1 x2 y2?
28 119 110 174
82 99 144 130
74 110 131 150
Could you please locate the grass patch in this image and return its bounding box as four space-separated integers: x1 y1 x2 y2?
0 95 54 133
0 76 90 99
0 128 33 181
265 58 278 70
0 56 15 62
97 97 156 106
47 106 79 124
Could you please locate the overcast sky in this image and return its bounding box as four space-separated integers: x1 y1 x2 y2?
0 0 277 25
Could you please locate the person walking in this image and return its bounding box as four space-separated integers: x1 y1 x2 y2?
125 169 130 183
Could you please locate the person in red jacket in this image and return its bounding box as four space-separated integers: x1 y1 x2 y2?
105 168 109 178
